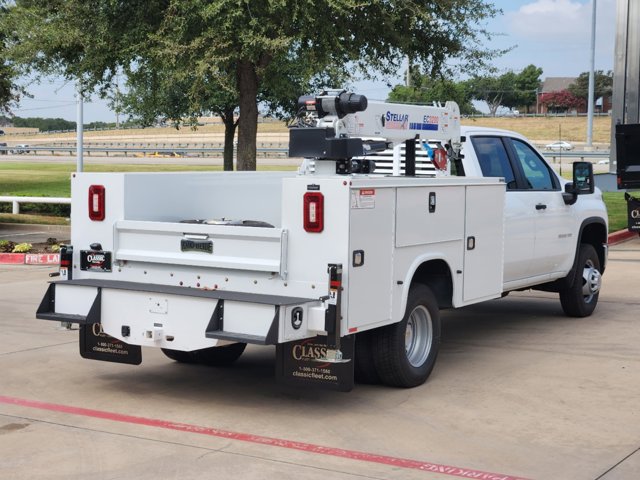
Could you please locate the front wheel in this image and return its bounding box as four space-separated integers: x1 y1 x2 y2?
371 284 441 388
559 243 602 317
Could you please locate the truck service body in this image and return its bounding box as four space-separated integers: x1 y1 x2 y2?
37 92 608 391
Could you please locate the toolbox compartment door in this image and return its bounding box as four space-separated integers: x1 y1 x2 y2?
114 220 288 276
462 184 504 303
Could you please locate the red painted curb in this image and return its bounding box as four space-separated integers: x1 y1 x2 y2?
608 229 638 245
0 253 25 264
25 253 60 265
0 253 60 265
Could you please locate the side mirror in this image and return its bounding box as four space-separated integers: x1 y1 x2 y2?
563 162 594 205
573 161 594 195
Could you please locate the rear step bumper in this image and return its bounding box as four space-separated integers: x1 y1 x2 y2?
37 279 318 346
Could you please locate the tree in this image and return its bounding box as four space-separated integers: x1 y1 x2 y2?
121 60 240 171
0 6 27 114
568 70 613 103
387 76 478 115
540 90 584 114
512 64 543 113
467 65 543 115
467 74 513 116
2 0 503 170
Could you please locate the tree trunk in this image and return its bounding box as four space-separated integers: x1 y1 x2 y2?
236 60 259 171
220 106 237 171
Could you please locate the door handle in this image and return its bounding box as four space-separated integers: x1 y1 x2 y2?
535 203 547 210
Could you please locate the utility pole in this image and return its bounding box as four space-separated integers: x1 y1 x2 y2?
587 0 597 148
76 84 84 172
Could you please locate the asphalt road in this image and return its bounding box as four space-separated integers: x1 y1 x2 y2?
0 224 70 245
1 238 639 480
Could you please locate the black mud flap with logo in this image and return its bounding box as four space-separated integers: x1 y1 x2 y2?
80 323 142 365
625 192 640 232
275 335 355 392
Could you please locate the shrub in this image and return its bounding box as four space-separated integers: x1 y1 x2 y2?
0 240 15 253
12 242 32 253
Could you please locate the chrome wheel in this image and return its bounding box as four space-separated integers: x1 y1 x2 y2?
372 284 441 387
560 243 602 317
405 305 433 368
581 259 602 303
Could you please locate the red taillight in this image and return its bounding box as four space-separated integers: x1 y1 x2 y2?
88 185 105 221
303 192 324 233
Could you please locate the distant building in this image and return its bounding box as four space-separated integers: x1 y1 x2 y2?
536 77 611 115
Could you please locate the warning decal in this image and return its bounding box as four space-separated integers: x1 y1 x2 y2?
351 189 376 209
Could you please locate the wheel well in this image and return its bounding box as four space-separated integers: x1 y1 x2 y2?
411 260 453 308
580 220 607 272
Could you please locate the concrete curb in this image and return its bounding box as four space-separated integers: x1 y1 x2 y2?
0 253 60 265
1 229 637 266
608 229 638 245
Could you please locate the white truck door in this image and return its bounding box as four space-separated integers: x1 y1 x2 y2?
507 138 575 276
468 136 535 283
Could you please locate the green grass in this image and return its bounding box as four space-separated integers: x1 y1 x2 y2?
0 162 294 197
603 192 628 233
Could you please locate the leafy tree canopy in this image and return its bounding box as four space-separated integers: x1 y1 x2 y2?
387 76 478 115
568 70 613 101
2 0 504 169
0 6 27 114
467 65 543 115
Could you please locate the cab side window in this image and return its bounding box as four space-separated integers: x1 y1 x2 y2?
470 136 517 189
510 139 557 190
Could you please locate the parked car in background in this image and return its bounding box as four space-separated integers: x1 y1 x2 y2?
10 144 31 154
545 141 574 151
598 159 610 164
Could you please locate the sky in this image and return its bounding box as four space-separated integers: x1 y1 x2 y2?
11 0 617 123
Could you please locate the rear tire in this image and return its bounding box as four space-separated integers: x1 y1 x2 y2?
371 284 441 388
192 343 246 366
559 244 602 317
354 330 380 384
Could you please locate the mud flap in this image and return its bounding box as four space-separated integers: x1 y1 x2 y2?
80 324 142 365
625 192 640 232
275 335 355 391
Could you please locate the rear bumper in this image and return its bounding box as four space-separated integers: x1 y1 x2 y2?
37 279 321 348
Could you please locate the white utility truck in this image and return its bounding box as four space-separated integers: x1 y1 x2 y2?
37 91 608 391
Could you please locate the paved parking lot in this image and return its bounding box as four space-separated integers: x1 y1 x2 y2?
1 238 639 480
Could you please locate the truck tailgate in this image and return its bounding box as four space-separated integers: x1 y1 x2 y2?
114 220 288 276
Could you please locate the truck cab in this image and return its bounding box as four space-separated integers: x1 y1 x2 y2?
460 126 607 316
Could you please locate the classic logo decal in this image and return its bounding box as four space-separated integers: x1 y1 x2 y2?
80 250 112 272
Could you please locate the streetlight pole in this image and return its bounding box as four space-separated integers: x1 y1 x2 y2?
586 0 597 147
76 83 84 172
